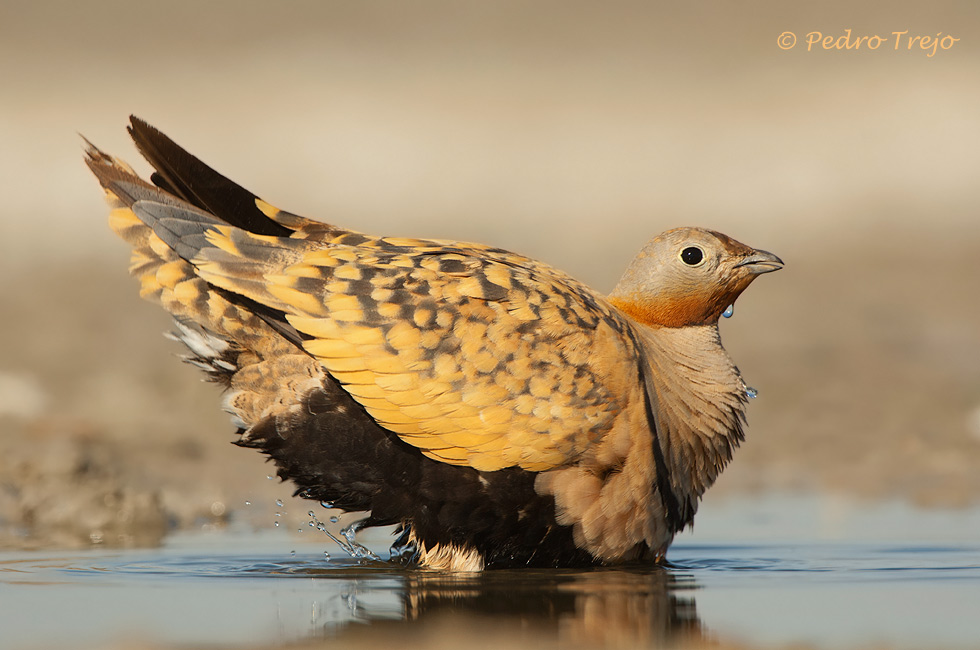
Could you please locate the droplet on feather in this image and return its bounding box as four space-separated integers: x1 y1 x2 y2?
722 304 734 318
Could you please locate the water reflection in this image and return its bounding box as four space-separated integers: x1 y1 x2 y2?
5 496 980 650
397 567 703 648
0 549 704 649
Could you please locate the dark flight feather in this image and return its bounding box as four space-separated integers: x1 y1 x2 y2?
127 116 293 237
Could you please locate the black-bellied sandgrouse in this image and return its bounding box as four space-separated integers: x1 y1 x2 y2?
86 117 782 570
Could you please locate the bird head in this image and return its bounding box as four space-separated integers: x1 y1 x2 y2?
608 227 782 328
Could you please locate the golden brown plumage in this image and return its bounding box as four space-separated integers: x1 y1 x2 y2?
86 117 782 570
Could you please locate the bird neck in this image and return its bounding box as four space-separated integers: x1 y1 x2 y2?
634 323 748 525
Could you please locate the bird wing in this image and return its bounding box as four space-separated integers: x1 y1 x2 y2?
131 200 643 472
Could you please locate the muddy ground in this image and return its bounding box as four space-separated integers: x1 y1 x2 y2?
1 0 978 550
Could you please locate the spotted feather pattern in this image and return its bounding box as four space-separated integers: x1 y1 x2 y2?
86 143 324 434
137 202 644 472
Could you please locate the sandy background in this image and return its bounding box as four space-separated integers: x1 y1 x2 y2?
0 0 978 548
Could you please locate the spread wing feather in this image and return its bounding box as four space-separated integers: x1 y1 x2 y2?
132 199 642 472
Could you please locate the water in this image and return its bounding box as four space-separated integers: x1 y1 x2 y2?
1 495 978 650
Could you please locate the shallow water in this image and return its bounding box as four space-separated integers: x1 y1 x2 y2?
2 495 978 650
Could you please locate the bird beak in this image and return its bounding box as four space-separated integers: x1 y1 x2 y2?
734 249 784 274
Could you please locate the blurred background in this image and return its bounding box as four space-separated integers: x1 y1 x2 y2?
0 0 978 549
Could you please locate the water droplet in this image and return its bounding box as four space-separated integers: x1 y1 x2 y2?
308 511 315 517
274 521 280 527
324 551 331 561
266 475 275 480
274 512 282 517
329 516 340 524
745 386 759 399
244 501 251 506
290 550 296 557
722 304 734 318
320 501 334 509
275 499 284 507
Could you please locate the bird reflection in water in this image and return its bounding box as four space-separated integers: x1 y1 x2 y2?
330 566 703 648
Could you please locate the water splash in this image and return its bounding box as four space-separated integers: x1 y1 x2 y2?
722 304 734 318
306 511 381 561
340 522 382 561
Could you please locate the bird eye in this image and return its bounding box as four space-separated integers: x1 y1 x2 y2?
679 246 705 266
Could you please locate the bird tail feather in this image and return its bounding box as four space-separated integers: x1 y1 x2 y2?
83 135 297 362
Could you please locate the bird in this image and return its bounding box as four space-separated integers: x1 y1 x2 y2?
86 116 782 571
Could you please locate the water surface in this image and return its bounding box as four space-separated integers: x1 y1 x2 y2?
2 495 978 650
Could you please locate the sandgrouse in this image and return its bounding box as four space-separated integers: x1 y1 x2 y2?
87 117 782 570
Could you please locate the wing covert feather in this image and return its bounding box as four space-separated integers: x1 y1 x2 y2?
178 223 642 472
